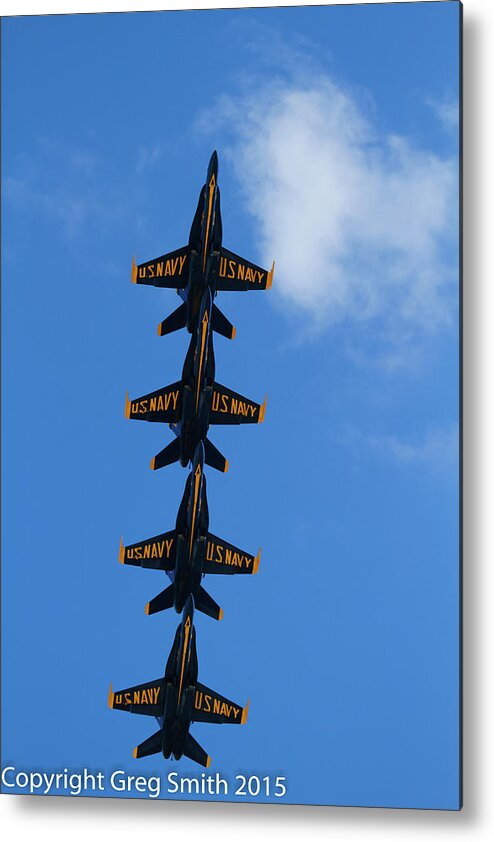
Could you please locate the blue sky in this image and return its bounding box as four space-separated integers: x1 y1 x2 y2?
2 2 460 809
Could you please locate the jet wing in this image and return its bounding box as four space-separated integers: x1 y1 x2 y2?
192 682 248 725
214 247 274 291
210 382 266 425
131 245 189 288
119 531 176 570
108 680 164 717
125 382 182 423
203 533 260 575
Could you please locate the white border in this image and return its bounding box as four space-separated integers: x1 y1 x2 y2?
2 1 494 839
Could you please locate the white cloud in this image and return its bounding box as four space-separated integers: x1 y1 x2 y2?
344 423 459 475
200 75 458 352
136 144 162 174
427 96 460 132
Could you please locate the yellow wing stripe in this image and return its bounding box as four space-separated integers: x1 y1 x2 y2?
266 261 275 290
241 699 250 725
259 396 268 423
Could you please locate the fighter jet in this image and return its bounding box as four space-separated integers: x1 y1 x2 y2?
125 287 266 472
130 150 274 338
108 596 249 767
119 442 260 621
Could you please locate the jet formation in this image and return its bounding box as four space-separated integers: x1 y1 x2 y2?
110 152 272 766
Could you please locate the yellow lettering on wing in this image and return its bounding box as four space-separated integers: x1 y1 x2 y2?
206 542 253 570
128 686 160 706
131 390 179 418
139 254 187 280
128 537 174 561
217 256 266 286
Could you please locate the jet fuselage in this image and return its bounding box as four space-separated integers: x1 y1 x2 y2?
161 597 198 761
173 443 209 612
184 150 222 333
178 288 215 467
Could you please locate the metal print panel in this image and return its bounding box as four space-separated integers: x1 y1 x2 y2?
1 0 462 810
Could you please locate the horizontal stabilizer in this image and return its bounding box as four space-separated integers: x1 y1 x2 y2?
158 302 187 337
211 304 236 340
132 245 189 289
193 681 248 725
204 437 229 473
203 534 260 575
119 532 176 571
145 584 175 615
151 436 181 471
210 382 266 425
195 585 223 621
183 732 210 768
133 730 162 759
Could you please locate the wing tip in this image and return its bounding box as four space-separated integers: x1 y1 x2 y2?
224 459 229 474
131 254 137 284
253 548 262 574
132 746 139 759
206 755 212 768
144 602 150 615
259 396 268 423
241 699 250 725
231 325 237 340
150 457 156 471
124 392 131 419
157 322 164 337
108 683 115 709
267 260 275 290
119 537 125 564
218 607 224 621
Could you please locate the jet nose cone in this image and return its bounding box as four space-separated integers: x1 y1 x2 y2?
183 594 195 621
202 286 213 313
208 150 218 179
193 440 205 469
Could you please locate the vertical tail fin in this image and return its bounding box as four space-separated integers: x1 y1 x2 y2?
195 585 223 621
211 304 236 340
204 437 229 473
157 303 187 337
